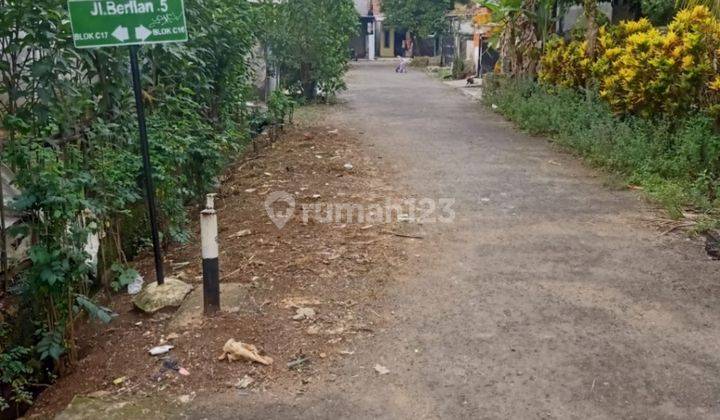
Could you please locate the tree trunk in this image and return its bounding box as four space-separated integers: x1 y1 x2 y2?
501 0 539 78
496 0 541 78
300 62 316 101
500 21 514 75
584 0 599 60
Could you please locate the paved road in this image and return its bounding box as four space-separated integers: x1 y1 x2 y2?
194 62 720 419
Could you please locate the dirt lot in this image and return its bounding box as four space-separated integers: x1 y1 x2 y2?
29 110 408 416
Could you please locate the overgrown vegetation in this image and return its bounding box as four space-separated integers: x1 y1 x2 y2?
484 77 720 219
383 0 454 43
0 0 353 413
485 2 720 223
452 54 468 79
0 322 34 415
0 0 256 410
481 0 562 77
255 0 358 101
540 7 720 120
642 0 677 24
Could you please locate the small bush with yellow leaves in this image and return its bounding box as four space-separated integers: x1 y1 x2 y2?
539 37 592 88
540 6 720 119
595 7 720 117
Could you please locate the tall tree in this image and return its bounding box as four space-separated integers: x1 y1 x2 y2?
382 0 455 44
483 0 541 77
260 0 358 100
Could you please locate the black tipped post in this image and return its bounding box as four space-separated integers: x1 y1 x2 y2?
201 195 220 314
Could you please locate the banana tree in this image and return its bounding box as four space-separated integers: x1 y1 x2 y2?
480 0 549 77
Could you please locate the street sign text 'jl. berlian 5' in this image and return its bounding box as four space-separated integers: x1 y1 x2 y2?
68 0 188 48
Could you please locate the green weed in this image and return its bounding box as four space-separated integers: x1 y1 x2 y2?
484 76 720 224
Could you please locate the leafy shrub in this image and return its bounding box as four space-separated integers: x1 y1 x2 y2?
6 140 100 363
257 0 358 101
0 0 257 408
0 347 34 413
267 90 295 126
539 37 592 88
540 19 655 91
0 0 359 413
0 323 36 414
541 7 720 120
409 56 431 67
642 0 677 25
591 17 656 86
110 263 140 293
452 55 467 79
595 8 720 118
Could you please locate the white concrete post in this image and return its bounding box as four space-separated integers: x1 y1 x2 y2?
201 193 220 313
368 30 376 60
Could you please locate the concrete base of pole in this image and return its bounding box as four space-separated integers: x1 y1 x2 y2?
169 283 249 330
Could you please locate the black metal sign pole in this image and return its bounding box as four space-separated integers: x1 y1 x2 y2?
129 45 165 285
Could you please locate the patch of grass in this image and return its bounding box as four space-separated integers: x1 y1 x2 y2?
409 56 431 67
483 76 720 226
427 66 452 80
690 217 720 235
601 172 629 191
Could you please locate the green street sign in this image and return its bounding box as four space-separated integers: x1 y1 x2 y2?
68 0 188 48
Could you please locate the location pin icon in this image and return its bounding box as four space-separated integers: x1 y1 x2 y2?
264 191 296 229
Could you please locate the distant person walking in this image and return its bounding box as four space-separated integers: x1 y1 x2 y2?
395 56 410 73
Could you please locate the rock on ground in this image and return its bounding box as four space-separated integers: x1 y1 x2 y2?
132 278 193 314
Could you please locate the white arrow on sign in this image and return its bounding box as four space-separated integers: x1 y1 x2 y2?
112 26 130 42
135 25 152 42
